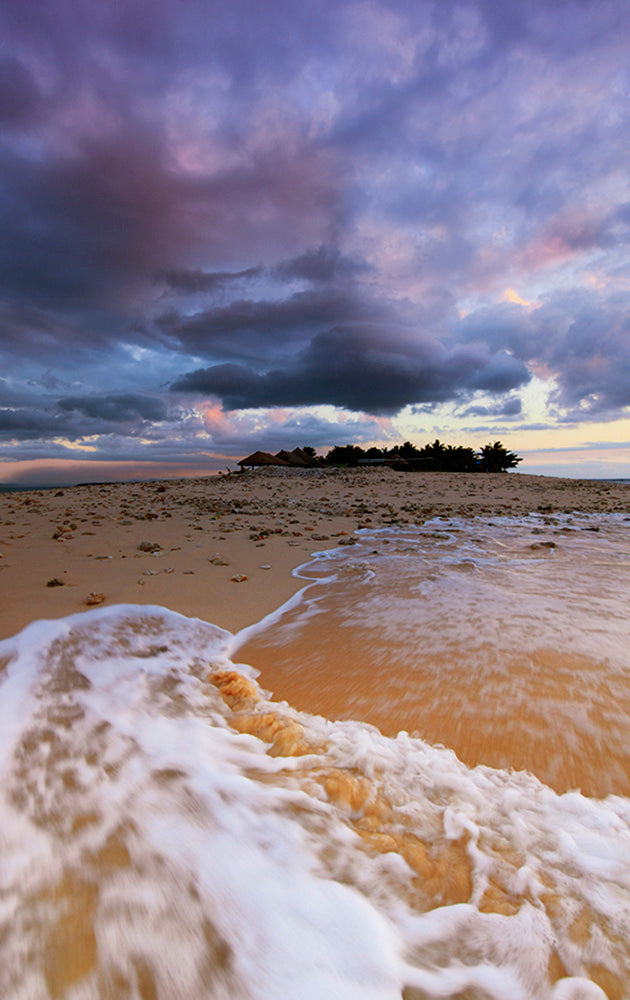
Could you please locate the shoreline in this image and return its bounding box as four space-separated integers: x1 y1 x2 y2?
235 509 630 799
1 467 629 643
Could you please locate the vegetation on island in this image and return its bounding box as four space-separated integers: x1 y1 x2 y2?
312 440 522 473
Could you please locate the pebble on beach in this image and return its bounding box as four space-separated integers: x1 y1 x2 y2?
84 592 105 605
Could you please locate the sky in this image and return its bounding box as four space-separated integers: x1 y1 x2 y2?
1 0 630 484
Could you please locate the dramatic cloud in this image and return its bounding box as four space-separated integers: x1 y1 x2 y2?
0 0 629 479
57 393 168 424
274 246 367 284
457 288 630 419
0 408 63 437
172 330 530 413
460 397 523 419
161 289 377 362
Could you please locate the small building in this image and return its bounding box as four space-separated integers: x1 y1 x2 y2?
237 451 291 469
275 448 321 468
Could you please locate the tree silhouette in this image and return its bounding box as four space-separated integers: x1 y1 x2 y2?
398 441 421 460
477 441 522 472
414 439 478 471
418 439 446 469
315 438 522 470
427 438 446 459
442 444 478 472
325 444 365 466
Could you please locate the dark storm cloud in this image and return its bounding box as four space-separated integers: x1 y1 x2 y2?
57 394 168 424
274 246 367 284
0 393 171 446
157 247 366 295
0 130 186 310
0 407 63 437
461 397 522 419
467 352 529 393
172 328 530 414
161 288 383 362
0 121 344 333
0 302 77 356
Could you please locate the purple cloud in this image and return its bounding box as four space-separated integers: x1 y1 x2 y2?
172 328 530 414
0 0 629 475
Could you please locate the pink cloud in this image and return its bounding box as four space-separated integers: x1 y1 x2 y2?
516 208 606 272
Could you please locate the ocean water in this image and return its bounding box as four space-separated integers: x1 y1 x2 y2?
237 512 630 799
1 513 629 999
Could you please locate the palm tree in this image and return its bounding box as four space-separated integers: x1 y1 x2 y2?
398 441 421 460
478 441 522 472
418 439 447 469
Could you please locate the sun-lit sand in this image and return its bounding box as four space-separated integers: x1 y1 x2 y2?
1 467 628 642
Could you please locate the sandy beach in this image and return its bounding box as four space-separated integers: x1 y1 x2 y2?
3 468 630 999
1 468 629 643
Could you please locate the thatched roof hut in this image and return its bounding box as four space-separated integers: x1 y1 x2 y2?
275 448 319 467
237 450 290 468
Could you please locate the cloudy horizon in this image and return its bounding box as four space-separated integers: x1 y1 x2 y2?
2 0 630 484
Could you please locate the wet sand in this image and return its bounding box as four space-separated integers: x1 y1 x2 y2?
1 468 629 642
239 628 630 798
